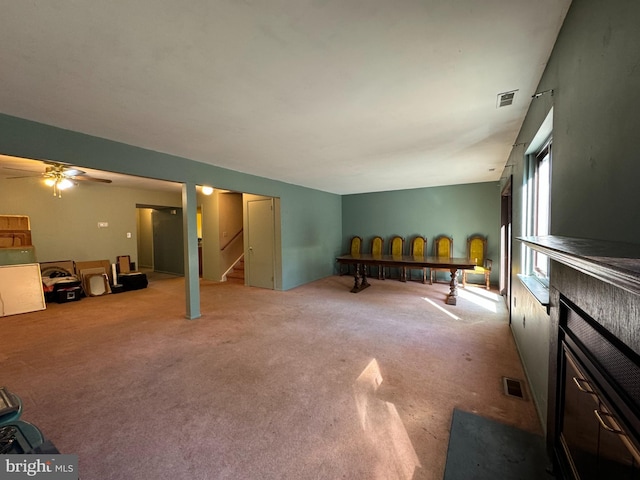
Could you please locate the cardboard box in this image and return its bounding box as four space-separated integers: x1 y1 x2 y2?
0 215 30 231
0 230 32 247
40 260 75 277
75 259 113 284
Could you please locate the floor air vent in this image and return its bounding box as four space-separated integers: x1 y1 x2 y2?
502 377 526 399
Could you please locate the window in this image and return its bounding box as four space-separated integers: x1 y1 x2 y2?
523 137 552 283
533 142 551 277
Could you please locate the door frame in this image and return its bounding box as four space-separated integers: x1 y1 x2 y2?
243 194 282 290
500 176 513 314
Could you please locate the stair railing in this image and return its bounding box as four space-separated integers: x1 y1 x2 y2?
221 228 243 251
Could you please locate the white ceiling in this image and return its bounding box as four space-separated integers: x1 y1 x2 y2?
0 1 571 195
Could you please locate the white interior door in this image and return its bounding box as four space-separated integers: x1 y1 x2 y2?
246 198 275 289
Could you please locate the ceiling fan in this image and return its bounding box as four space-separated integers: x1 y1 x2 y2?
4 161 112 197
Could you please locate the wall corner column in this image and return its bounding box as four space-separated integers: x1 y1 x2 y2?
182 182 201 319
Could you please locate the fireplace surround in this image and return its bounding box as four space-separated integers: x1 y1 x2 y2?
519 236 640 479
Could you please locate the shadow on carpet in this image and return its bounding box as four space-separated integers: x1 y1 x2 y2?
443 409 556 480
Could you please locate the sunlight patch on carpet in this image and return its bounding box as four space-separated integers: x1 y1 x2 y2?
422 297 461 320
457 288 498 313
353 359 421 480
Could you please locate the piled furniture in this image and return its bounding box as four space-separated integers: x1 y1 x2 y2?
115 255 148 291
75 259 113 296
0 215 46 316
40 260 83 303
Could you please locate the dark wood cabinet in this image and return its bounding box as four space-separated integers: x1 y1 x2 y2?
559 338 640 479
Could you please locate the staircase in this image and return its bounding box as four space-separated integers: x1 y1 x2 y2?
226 256 244 283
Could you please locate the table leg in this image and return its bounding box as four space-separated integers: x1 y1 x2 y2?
350 263 370 293
350 264 361 293
446 268 459 305
360 264 370 291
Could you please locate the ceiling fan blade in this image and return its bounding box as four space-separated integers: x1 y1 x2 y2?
5 175 42 180
2 166 42 174
72 176 112 183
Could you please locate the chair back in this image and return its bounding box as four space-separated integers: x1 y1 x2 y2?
467 235 487 266
434 235 453 258
411 236 426 257
390 236 404 257
370 236 384 256
350 236 362 255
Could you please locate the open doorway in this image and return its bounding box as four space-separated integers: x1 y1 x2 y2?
198 189 280 289
136 205 185 277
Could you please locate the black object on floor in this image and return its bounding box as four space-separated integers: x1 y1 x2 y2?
117 272 148 291
443 408 555 480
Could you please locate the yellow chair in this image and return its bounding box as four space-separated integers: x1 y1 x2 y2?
369 236 384 279
430 235 454 284
341 235 362 275
387 235 405 281
462 234 492 290
407 235 428 283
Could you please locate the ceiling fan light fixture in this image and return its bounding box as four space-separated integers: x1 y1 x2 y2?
44 173 75 197
57 178 73 190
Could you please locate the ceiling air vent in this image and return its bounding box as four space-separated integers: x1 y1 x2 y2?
497 90 518 108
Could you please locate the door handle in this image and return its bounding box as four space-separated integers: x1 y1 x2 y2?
594 409 626 435
573 377 596 395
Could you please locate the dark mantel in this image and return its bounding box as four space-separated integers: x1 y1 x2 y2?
518 235 640 297
520 237 640 478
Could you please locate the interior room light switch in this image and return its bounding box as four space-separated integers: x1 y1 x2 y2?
126 232 132 238
98 222 108 228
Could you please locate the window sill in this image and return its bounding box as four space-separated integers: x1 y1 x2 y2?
517 274 550 313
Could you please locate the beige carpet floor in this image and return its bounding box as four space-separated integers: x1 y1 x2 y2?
2 275 542 480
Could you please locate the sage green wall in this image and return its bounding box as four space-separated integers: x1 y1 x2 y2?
219 192 243 247
136 208 154 269
342 182 501 284
0 176 181 266
501 0 640 431
545 0 640 242
0 113 342 290
198 190 221 282
218 192 244 279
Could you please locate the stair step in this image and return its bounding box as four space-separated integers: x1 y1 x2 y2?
227 258 245 280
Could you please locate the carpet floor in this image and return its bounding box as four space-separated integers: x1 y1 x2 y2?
2 275 542 479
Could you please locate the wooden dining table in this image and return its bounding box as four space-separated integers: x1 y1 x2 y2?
336 253 477 305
